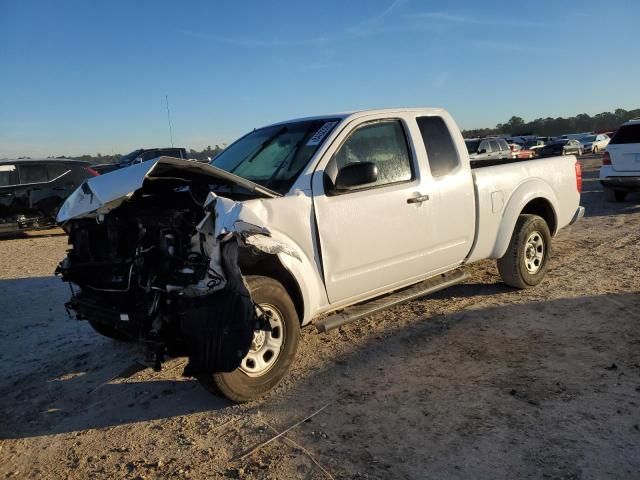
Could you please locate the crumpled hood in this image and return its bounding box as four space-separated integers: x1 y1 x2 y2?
56 156 279 222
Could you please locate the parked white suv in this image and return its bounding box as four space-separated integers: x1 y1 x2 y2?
600 119 640 202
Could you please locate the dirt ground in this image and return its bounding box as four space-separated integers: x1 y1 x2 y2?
1 156 639 479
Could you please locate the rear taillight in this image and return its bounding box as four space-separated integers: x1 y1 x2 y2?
575 161 582 193
84 167 100 177
602 151 611 166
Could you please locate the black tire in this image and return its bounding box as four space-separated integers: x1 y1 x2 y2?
199 276 300 402
497 214 552 289
593 146 598 154
87 319 131 341
604 187 627 202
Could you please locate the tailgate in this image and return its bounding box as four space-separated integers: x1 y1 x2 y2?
607 123 640 172
608 144 640 172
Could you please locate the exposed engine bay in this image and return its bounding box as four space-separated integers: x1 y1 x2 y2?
56 158 297 376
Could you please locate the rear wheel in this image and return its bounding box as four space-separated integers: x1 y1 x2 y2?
497 214 552 289
198 276 300 402
604 187 627 202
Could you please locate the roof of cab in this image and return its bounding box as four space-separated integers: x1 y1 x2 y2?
264 107 448 128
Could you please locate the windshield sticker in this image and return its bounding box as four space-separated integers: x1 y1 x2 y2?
306 121 338 146
0 165 16 172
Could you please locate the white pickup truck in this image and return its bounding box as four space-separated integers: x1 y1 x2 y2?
56 108 584 401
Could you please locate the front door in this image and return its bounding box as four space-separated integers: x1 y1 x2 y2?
311 117 439 304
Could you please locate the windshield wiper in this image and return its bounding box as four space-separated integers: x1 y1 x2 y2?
265 139 303 189
230 126 288 174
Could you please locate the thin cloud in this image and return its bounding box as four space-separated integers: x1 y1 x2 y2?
177 1 409 52
347 0 406 36
411 11 550 28
471 40 558 54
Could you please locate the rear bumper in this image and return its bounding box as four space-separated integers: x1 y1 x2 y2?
600 176 640 191
569 206 585 225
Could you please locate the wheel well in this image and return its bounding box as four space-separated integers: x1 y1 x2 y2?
520 198 557 234
238 248 305 324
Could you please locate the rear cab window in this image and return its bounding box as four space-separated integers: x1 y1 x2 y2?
416 116 460 177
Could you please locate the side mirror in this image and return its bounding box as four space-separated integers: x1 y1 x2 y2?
334 162 378 190
477 148 487 154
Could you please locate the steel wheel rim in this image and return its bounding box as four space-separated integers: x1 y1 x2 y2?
524 231 545 274
240 304 285 377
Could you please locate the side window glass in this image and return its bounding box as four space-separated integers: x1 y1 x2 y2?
489 140 500 152
0 165 18 187
19 165 49 184
47 164 70 179
333 120 412 188
479 141 490 153
416 116 460 177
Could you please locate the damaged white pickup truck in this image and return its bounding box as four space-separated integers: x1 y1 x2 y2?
56 108 584 401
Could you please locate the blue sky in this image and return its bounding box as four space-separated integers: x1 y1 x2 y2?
1 0 639 158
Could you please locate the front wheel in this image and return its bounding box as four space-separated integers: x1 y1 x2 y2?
497 214 552 289
198 276 300 402
593 146 598 154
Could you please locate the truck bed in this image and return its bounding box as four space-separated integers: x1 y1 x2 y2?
466 154 580 263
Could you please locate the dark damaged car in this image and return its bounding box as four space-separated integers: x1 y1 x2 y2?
0 159 99 234
56 108 583 402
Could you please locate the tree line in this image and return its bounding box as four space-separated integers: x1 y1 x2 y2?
46 145 227 164
462 107 640 138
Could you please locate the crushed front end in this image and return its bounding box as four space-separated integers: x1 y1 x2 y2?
55 158 286 376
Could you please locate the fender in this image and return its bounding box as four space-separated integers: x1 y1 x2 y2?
273 235 326 326
491 178 559 259
239 194 328 326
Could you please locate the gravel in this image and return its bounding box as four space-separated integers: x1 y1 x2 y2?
1 156 639 479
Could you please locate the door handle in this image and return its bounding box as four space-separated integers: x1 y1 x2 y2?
407 194 430 204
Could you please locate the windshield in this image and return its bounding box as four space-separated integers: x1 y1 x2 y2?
212 118 340 194
523 140 538 148
119 149 143 165
465 140 480 153
581 135 596 142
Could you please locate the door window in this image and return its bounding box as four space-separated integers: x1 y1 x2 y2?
332 120 412 188
47 164 71 179
416 116 460 177
19 164 49 184
489 140 500 152
479 140 491 153
0 165 18 187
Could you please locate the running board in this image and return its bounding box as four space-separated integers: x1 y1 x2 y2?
315 270 470 333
